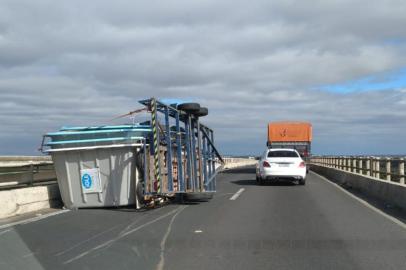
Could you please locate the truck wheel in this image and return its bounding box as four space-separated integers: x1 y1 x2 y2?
177 103 200 113
194 107 208 117
184 192 213 202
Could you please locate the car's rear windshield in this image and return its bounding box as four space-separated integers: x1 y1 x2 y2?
267 151 299 158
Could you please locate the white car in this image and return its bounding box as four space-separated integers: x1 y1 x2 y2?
256 148 307 185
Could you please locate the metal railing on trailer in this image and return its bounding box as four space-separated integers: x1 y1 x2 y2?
138 98 224 197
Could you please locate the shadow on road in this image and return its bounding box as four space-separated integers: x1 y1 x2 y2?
221 166 256 174
231 179 297 186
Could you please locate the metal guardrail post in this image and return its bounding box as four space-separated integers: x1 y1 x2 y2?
399 158 405 185
352 158 357 173
359 158 363 174
375 158 380 179
385 158 391 181
366 158 371 176
29 162 35 185
344 157 347 170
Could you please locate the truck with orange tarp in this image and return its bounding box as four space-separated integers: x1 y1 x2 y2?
267 122 312 159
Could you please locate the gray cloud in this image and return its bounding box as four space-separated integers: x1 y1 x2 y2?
1 0 406 155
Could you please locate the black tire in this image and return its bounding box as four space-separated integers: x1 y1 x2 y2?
193 107 208 117
258 177 264 185
184 192 213 202
177 103 200 113
299 178 306 185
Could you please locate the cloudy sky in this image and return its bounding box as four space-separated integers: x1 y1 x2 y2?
1 0 406 156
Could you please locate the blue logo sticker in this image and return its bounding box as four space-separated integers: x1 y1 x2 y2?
82 173 92 189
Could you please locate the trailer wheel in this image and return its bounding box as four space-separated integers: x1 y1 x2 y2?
184 192 213 202
177 103 200 113
193 107 208 117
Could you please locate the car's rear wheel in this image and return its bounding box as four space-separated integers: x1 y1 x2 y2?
299 178 306 185
258 176 264 185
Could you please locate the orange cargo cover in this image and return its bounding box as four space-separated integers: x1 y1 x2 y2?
268 122 312 142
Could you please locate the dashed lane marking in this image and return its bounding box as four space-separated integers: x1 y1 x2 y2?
229 188 245 200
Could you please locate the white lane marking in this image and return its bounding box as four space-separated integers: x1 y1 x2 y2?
230 188 245 200
119 206 168 236
22 252 35 258
55 222 124 256
194 230 203 234
0 229 11 236
313 172 406 230
63 206 184 264
56 207 166 257
0 209 70 230
156 206 187 270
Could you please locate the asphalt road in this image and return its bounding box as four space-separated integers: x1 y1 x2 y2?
0 167 405 270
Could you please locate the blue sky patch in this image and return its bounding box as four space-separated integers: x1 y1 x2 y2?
320 68 406 93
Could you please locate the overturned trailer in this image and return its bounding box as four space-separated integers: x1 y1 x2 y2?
41 98 223 209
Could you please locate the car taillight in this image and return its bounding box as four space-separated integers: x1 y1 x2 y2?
299 161 306 168
263 161 271 168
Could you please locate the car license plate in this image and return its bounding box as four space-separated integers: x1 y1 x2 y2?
279 164 290 167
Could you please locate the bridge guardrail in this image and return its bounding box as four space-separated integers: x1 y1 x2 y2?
311 156 405 185
0 156 57 189
0 156 255 190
